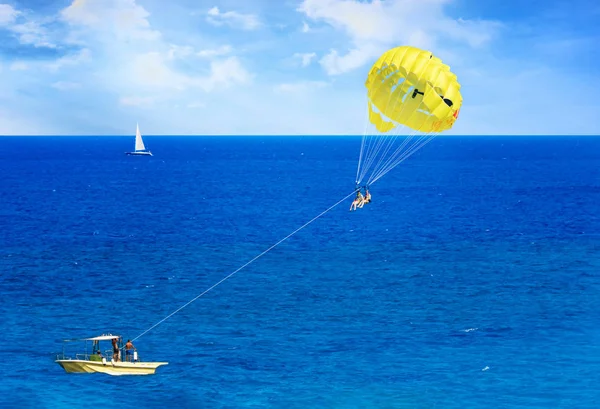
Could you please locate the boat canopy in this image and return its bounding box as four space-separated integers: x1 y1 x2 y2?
63 334 121 342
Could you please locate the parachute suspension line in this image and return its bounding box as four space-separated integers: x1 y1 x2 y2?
357 109 409 186
367 127 429 185
357 89 410 186
355 103 373 186
356 108 382 185
369 131 437 185
368 133 424 183
368 93 440 186
131 189 359 343
370 135 435 185
362 120 403 177
359 122 408 186
357 129 395 185
366 127 413 185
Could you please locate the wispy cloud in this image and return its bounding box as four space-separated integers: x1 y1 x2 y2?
167 44 195 60
60 0 161 41
197 45 232 58
0 4 18 25
206 6 261 31
168 44 232 60
0 3 57 48
298 0 502 75
126 51 252 92
58 2 253 98
293 52 316 67
46 48 91 72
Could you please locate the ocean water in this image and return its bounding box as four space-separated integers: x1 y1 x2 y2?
1 135 599 408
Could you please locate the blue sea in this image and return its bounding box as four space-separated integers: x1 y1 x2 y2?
1 135 599 408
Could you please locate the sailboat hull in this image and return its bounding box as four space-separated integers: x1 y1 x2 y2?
125 151 153 156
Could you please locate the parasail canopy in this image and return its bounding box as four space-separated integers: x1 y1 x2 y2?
355 45 463 188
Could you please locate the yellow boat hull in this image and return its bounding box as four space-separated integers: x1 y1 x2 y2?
56 359 168 376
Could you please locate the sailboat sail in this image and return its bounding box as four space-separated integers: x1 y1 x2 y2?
135 123 146 152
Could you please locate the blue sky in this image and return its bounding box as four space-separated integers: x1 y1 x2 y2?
0 0 598 135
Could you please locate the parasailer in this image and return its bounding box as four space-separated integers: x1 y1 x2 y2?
349 190 364 211
352 45 462 209
363 188 371 205
349 185 372 211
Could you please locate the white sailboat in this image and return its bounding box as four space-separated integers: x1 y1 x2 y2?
125 123 152 156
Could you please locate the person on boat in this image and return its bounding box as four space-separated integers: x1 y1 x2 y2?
112 337 120 362
90 349 103 361
125 339 136 362
350 190 364 211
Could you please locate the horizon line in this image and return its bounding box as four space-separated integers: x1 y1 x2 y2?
1 134 599 137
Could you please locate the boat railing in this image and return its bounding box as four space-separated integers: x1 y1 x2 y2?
55 352 68 361
101 349 145 363
54 352 92 361
55 349 145 363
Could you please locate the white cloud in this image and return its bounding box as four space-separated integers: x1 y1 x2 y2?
0 4 18 26
51 81 81 90
129 52 186 89
293 52 317 67
53 0 254 107
319 45 381 75
0 4 56 48
167 44 195 60
10 21 56 48
206 6 261 30
202 56 253 91
125 51 252 93
298 0 502 75
46 48 91 72
168 44 232 60
60 0 161 41
301 21 310 33
197 45 232 58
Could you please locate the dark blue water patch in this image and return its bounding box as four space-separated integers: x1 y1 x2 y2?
0 135 599 408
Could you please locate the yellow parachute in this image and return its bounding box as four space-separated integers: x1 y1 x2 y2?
366 45 462 133
355 45 463 188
